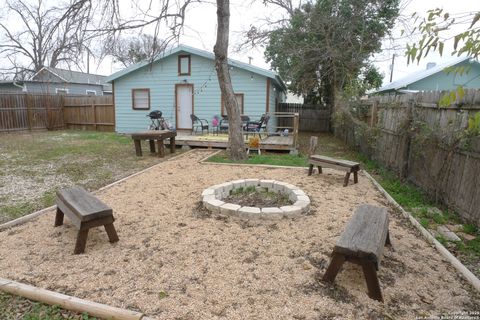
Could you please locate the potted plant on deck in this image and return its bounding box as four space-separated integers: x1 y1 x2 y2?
247 136 261 155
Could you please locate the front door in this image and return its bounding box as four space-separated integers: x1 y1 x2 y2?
176 84 194 130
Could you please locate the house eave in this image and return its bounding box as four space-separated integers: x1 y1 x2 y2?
105 45 287 92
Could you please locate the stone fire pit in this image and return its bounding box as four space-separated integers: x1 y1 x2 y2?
201 179 310 219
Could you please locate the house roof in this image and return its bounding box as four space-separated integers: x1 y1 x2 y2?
376 56 474 93
105 44 287 91
31 67 112 91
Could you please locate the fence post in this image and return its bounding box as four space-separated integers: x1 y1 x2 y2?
400 98 415 179
308 136 318 156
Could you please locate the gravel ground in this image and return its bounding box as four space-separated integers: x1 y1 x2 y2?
0 150 478 319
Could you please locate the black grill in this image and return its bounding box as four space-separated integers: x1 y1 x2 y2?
147 110 162 119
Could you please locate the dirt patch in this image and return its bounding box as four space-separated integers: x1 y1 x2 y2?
0 131 176 223
223 187 292 208
0 150 478 320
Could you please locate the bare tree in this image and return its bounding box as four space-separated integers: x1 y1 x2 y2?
0 0 93 79
103 34 167 67
236 0 296 51
214 0 247 160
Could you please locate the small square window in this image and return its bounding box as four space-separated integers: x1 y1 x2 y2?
132 89 150 110
86 90 96 96
178 55 191 76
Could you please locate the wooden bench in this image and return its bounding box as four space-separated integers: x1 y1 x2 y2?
322 204 391 302
55 187 119 254
308 155 360 186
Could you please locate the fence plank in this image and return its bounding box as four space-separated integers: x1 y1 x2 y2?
0 93 114 133
336 92 480 225
276 103 331 132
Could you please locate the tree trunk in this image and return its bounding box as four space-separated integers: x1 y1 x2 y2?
214 0 247 161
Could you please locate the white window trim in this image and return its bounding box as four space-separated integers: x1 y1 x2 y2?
55 88 69 94
86 90 97 95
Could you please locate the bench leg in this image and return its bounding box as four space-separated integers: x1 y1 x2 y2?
385 230 394 251
149 139 156 153
322 253 346 283
353 170 358 184
308 164 314 176
318 166 322 174
54 207 64 227
74 229 89 254
343 172 351 187
170 137 176 154
361 260 383 302
134 139 142 157
104 223 119 243
157 139 165 158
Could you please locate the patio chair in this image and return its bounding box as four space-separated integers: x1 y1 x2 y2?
245 114 269 139
190 114 209 135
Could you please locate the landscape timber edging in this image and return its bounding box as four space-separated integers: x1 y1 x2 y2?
0 148 200 232
363 170 480 292
0 277 147 320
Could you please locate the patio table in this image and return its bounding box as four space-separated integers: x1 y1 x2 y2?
131 130 176 157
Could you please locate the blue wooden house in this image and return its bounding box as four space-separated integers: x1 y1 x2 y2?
105 45 287 133
376 56 480 94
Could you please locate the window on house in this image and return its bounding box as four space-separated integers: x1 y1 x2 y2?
132 89 150 110
86 90 97 96
55 88 69 95
178 55 191 76
221 93 244 116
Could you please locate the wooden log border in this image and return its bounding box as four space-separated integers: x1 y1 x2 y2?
0 278 145 320
0 148 205 319
0 147 197 232
363 170 480 292
201 153 480 292
0 151 478 319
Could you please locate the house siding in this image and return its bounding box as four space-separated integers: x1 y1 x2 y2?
24 82 104 95
114 52 272 133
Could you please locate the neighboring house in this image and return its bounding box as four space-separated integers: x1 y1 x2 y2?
376 56 480 94
0 67 112 95
0 80 23 92
105 44 287 133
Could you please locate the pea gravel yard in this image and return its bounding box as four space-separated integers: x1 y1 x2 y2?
0 149 478 319
0 131 173 224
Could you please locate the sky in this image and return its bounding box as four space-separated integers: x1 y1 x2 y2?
93 0 480 85
1 0 479 86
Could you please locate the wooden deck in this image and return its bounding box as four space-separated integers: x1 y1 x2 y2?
174 133 296 151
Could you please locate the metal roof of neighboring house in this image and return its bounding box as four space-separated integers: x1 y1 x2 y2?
105 44 286 91
31 66 112 92
376 56 473 93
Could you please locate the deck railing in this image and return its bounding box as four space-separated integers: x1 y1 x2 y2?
264 112 299 148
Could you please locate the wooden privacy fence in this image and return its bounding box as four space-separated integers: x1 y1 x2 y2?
277 103 331 132
0 94 114 132
0 94 63 132
63 96 114 132
335 90 480 225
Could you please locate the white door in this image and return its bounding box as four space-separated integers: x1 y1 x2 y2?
176 84 193 129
